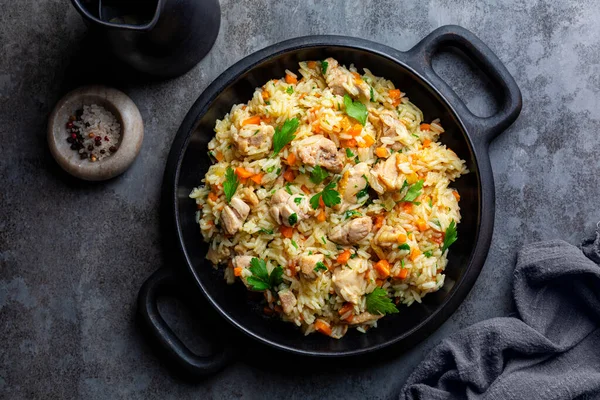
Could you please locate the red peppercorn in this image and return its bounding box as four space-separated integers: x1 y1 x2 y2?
66 121 74 129
71 133 77 139
104 136 109 141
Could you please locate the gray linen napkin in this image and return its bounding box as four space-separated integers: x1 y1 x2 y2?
400 233 600 400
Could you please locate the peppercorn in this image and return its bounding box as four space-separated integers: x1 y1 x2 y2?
66 121 74 129
90 154 97 162
87 144 93 151
104 136 109 141
67 137 74 144
109 146 117 152
69 115 76 122
88 132 95 138
71 133 77 139
100 149 106 154
95 141 101 147
80 152 88 159
70 143 78 150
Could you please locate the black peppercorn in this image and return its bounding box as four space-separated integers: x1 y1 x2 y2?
109 146 117 152
100 149 106 154
87 145 93 151
80 152 88 159
67 137 74 144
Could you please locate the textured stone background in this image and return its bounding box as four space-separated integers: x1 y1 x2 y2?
2 0 600 399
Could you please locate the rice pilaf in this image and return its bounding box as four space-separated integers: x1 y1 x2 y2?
190 58 467 339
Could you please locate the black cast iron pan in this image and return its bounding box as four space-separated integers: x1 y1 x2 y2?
138 25 521 376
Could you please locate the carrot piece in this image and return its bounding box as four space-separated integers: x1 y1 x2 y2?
422 139 432 148
208 192 218 202
396 268 409 279
242 116 261 126
341 138 358 148
417 219 428 232
274 305 283 313
410 248 421 261
374 147 388 158
233 267 243 277
287 152 296 166
359 135 375 148
315 319 332 336
280 225 294 238
375 278 386 287
339 302 354 315
348 123 362 136
402 202 413 213
392 98 401 107
307 61 317 69
389 89 401 99
420 123 431 131
337 249 351 264
261 90 270 100
373 215 385 230
351 71 361 79
235 167 254 179
317 210 327 222
283 169 296 182
196 203 203 210
452 191 461 201
214 151 224 162
374 260 391 278
345 314 354 322
262 116 271 123
397 233 408 243
250 173 263 185
319 196 325 209
301 184 311 195
285 73 298 84
263 307 275 316
312 123 322 134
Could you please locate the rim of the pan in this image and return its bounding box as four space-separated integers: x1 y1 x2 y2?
170 35 485 357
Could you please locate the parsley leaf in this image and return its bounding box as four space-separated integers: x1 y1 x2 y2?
321 60 328 75
286 86 294 94
272 118 299 156
285 183 292 195
442 220 458 253
356 187 369 201
310 181 341 209
424 250 433 257
346 148 354 158
288 213 298 225
370 87 375 102
402 180 424 203
366 287 399 316
259 228 274 234
314 261 327 272
291 239 298 249
310 165 329 184
398 243 410 251
343 95 368 126
293 197 302 205
223 167 239 203
344 210 362 220
247 258 284 291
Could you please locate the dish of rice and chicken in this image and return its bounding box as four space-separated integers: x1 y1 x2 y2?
190 58 467 339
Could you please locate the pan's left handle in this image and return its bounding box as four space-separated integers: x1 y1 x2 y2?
137 268 234 376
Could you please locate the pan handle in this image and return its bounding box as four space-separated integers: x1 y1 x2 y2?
406 25 522 146
137 268 234 376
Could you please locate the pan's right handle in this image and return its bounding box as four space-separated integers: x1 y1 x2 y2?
406 25 522 146
137 268 234 376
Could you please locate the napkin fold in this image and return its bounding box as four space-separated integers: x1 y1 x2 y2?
401 230 600 400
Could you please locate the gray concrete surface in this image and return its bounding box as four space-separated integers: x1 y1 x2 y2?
2 0 600 399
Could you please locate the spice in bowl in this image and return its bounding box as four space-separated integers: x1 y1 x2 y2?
65 104 121 162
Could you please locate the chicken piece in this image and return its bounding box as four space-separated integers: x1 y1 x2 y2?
240 187 259 206
296 135 344 173
333 267 365 304
298 253 325 280
324 57 370 98
278 289 297 314
349 311 383 325
221 197 250 235
269 189 309 227
206 246 222 265
329 217 372 245
338 162 369 209
369 110 414 150
375 225 404 247
232 124 275 155
233 255 253 270
369 154 404 194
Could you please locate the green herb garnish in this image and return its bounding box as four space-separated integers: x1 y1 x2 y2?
293 197 302 205
259 228 274 235
247 258 283 291
285 183 292 195
344 210 362 219
346 148 354 158
286 86 294 94
288 213 298 225
310 165 329 184
398 243 410 251
356 187 369 201
321 60 329 75
442 220 458 253
370 87 375 102
366 287 399 316
402 180 424 203
314 262 327 272
272 118 299 156
223 167 239 203
343 94 368 126
291 240 298 249
310 181 341 209
424 250 433 257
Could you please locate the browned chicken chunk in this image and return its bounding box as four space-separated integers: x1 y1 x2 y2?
221 197 250 235
329 216 372 245
269 189 309 227
232 124 275 155
298 253 325 280
332 267 365 304
338 162 369 210
323 57 370 98
296 135 344 173
278 289 297 314
349 311 383 325
369 153 404 194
